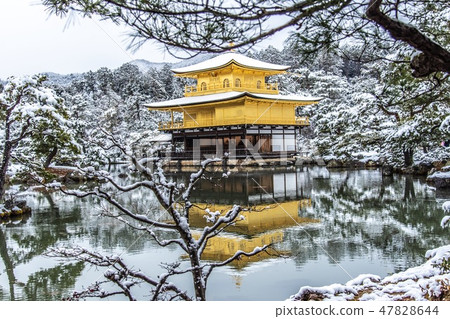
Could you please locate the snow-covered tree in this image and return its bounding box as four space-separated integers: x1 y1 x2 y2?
276 40 449 166
360 56 450 166
46 62 189 167
0 75 78 200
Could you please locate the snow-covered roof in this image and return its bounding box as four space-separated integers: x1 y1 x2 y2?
145 91 321 108
171 53 290 74
150 133 172 142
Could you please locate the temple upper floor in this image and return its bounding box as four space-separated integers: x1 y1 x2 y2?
171 53 289 97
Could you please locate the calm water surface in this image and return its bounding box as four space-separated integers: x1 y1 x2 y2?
1 166 449 301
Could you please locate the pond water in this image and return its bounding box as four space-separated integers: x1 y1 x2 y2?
0 166 449 301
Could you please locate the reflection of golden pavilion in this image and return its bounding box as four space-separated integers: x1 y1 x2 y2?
189 200 314 236
193 230 285 268
171 168 313 205
175 169 317 268
189 199 317 268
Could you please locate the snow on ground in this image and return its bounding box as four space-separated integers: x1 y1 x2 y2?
48 164 80 170
443 201 450 213
290 245 450 301
351 151 380 162
428 171 450 179
442 201 450 228
442 216 450 228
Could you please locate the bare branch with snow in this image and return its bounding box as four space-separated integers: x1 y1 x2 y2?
46 246 191 301
44 133 262 300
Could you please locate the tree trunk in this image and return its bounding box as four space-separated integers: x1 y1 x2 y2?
403 175 416 200
189 251 206 301
44 145 58 168
0 140 13 202
403 147 414 167
0 228 16 300
177 222 206 300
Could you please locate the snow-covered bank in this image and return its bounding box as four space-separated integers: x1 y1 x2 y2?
290 245 450 301
427 167 450 188
0 199 32 220
442 201 450 228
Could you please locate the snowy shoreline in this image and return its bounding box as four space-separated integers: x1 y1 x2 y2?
290 244 450 301
290 200 450 302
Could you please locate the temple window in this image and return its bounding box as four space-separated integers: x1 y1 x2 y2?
256 80 262 89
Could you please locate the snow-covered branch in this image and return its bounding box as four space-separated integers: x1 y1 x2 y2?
182 158 222 203
42 130 262 300
97 130 177 211
45 246 191 301
196 205 243 257
203 244 272 284
366 0 450 77
58 186 177 230
100 207 188 252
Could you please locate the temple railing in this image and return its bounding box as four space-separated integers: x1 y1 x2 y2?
163 149 298 160
158 117 310 130
295 116 310 126
184 82 279 96
158 121 184 130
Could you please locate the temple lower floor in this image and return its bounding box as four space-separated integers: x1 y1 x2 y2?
162 125 301 160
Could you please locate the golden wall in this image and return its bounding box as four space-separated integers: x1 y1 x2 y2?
181 97 303 128
184 66 278 96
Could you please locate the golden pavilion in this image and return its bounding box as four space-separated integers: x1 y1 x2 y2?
145 53 320 159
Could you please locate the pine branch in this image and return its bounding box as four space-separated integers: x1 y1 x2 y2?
366 0 450 77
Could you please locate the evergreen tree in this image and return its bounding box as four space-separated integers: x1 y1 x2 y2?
0 75 78 200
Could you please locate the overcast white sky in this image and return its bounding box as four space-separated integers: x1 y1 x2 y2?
0 0 180 78
0 1 289 79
